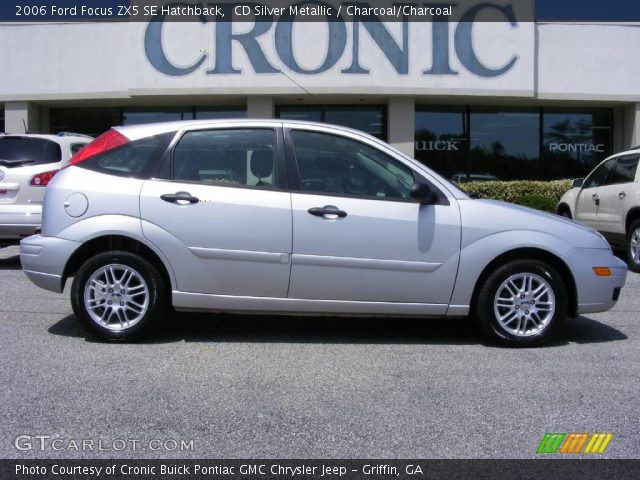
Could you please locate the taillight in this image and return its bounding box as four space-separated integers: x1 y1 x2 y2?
68 129 128 166
30 170 58 186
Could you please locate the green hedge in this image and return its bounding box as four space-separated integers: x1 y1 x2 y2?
455 180 572 212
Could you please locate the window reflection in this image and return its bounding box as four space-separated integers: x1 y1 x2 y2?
122 108 192 125
415 107 468 181
542 109 612 179
470 108 540 181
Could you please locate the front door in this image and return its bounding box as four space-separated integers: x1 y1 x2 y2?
285 128 461 310
575 157 616 231
596 154 639 234
140 127 292 297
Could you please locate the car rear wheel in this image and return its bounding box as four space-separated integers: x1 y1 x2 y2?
71 251 166 341
627 220 640 273
476 259 567 347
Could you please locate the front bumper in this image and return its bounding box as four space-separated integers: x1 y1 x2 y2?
20 234 80 293
562 248 627 315
0 205 41 240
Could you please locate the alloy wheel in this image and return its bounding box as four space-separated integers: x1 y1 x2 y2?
493 272 556 337
83 264 150 331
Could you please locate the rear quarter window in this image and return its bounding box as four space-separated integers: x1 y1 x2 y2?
70 142 89 156
78 132 174 178
0 137 62 167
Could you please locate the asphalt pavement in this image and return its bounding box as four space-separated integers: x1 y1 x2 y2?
1 245 638 459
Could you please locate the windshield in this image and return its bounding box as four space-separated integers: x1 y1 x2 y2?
0 137 61 167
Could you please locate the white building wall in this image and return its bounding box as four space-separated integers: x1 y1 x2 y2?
537 23 640 101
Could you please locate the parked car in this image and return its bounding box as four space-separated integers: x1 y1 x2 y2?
451 172 498 183
557 148 640 272
20 120 627 346
0 133 92 246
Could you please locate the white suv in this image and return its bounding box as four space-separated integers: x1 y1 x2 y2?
0 133 91 246
557 148 640 272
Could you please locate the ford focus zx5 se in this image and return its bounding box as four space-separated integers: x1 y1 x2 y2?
20 120 627 346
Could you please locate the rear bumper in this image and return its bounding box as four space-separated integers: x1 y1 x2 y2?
20 234 80 293
0 205 41 240
562 248 628 315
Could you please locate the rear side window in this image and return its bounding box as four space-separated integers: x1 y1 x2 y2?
173 129 277 188
78 132 174 178
70 143 89 156
607 155 639 185
0 137 61 167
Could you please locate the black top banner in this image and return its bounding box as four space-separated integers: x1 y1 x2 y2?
2 0 534 23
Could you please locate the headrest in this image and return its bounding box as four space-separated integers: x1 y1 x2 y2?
250 149 273 179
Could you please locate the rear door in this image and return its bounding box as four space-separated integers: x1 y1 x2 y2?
140 126 293 297
284 126 461 311
575 157 616 231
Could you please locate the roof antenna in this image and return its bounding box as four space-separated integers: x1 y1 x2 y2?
22 118 29 134
280 71 331 114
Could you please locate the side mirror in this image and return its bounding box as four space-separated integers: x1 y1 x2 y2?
571 178 584 189
410 182 437 205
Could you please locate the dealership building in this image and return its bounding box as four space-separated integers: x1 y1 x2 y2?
1 1 640 181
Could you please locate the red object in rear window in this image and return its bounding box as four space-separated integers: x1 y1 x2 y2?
29 170 58 186
68 129 128 166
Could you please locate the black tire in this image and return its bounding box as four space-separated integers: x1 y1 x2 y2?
71 250 166 341
557 205 572 219
476 259 567 347
627 220 640 273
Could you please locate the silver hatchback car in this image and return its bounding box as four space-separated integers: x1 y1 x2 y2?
20 120 627 346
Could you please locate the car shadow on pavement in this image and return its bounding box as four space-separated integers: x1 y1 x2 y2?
48 312 627 347
0 254 21 270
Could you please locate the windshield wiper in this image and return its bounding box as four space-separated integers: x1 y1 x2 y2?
0 159 36 167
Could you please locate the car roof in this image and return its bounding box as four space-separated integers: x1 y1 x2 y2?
114 119 379 142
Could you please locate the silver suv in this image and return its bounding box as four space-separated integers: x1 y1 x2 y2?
0 133 91 246
557 149 640 272
20 120 627 346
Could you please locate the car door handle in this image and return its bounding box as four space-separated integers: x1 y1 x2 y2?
308 205 347 218
619 191 627 199
160 191 199 204
592 193 600 206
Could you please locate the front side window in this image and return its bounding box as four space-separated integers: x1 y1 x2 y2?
583 158 616 189
607 155 639 185
173 129 277 188
290 130 415 200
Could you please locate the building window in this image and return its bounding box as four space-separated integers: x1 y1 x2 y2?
542 108 612 180
415 107 468 182
469 108 540 181
415 106 614 182
195 107 247 120
51 108 121 137
122 107 193 125
277 105 387 140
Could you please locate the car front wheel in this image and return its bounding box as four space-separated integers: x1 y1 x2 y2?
71 251 166 341
476 259 567 347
